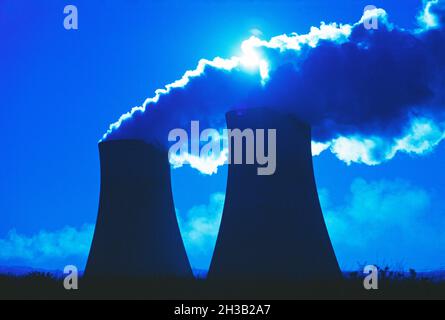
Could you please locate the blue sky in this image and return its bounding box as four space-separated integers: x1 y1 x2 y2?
1 0 444 273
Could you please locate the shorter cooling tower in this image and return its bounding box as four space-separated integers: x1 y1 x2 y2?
209 108 340 283
85 140 192 280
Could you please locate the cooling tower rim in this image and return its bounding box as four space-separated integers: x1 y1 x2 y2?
225 107 310 131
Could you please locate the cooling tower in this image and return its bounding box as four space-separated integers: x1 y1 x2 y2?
209 108 340 283
85 140 192 280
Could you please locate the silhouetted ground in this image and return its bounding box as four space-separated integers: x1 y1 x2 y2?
0 268 444 300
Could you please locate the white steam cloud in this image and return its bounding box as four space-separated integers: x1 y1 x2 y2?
321 178 445 271
0 224 94 270
103 0 445 173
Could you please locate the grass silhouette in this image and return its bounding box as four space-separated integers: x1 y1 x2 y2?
0 267 444 300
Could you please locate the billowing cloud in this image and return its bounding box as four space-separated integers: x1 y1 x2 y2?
0 224 94 271
102 1 445 172
177 179 445 274
418 0 445 29
328 118 445 165
311 141 331 156
320 179 445 271
177 192 225 275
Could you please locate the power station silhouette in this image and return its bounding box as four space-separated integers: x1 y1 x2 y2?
86 108 340 294
209 109 340 282
85 140 192 279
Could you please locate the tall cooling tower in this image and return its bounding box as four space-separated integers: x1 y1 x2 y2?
85 140 192 280
209 108 340 283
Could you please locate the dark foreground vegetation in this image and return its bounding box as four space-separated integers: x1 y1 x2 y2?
1 268 444 300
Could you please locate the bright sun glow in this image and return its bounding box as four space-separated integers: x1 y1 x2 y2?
240 37 270 80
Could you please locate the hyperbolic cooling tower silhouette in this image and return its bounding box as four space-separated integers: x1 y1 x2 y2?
209 108 340 281
85 140 192 279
